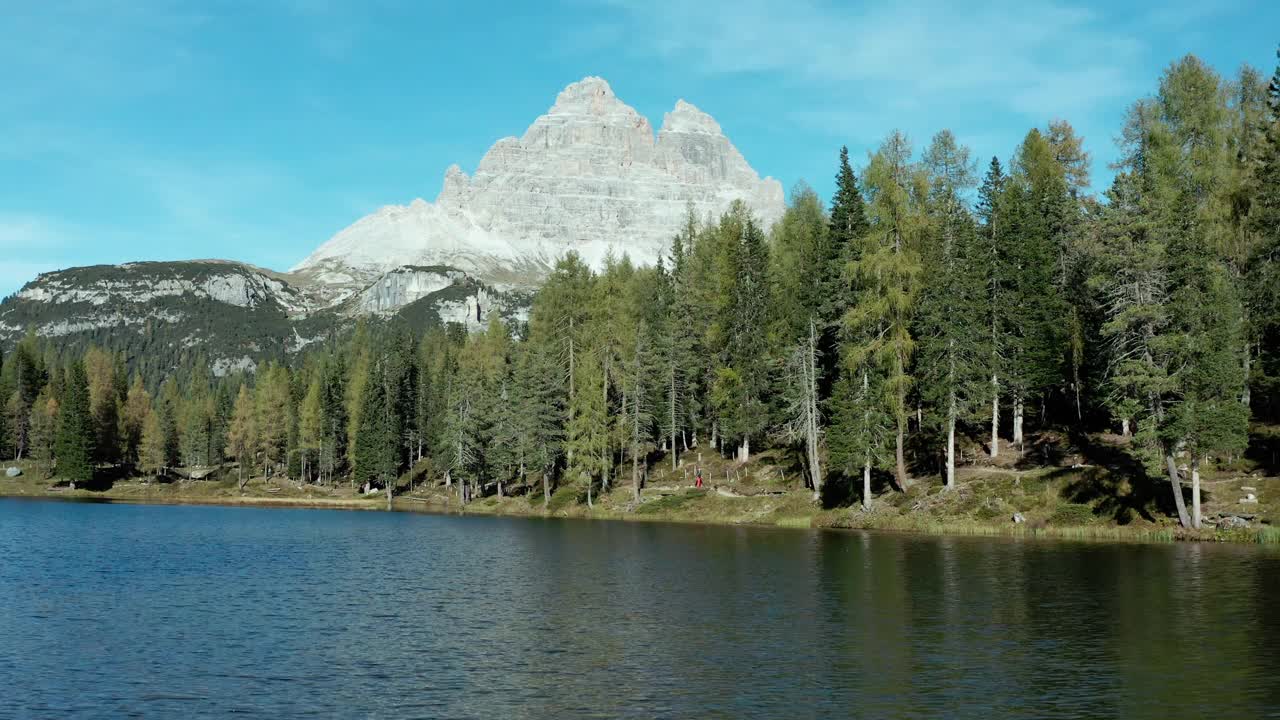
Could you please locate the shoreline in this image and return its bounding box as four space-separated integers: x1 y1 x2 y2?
3 480 1277 546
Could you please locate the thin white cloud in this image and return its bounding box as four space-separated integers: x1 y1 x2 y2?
592 0 1145 124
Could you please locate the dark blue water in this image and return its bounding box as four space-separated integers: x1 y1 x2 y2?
1 498 1278 719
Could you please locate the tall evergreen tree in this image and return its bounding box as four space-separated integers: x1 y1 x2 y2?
976 156 1008 454
119 374 152 467
848 131 925 489
916 130 985 488
225 384 256 490
567 350 608 507
713 205 772 462
54 361 94 484
353 359 399 490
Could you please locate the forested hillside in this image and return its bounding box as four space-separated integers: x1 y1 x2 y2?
4 52 1279 530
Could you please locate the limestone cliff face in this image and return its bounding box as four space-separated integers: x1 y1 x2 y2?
294 77 784 290
2 77 781 371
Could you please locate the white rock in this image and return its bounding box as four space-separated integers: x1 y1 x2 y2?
294 76 784 288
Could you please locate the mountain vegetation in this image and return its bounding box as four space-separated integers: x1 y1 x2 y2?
3 51 1279 532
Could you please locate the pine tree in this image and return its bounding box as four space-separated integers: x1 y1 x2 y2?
1249 48 1280 416
28 386 59 475
255 363 291 478
668 211 708 450
4 335 44 460
157 377 181 469
848 131 926 489
54 361 94 485
1101 56 1247 528
83 346 121 465
567 350 608 507
976 156 1008 454
119 374 152 467
822 147 869 393
510 342 565 506
180 375 214 468
225 383 256 491
138 410 166 483
828 362 891 509
1003 129 1071 444
712 204 772 462
916 130 985 488
353 360 398 491
299 371 324 484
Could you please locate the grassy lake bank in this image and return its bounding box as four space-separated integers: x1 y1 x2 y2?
4 452 1278 545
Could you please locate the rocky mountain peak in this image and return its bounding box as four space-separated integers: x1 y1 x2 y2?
660 99 723 136
549 75 618 110
294 76 785 292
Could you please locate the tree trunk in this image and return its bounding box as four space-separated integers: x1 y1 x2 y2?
670 364 678 473
862 458 872 511
542 467 550 508
990 374 1000 458
587 473 593 509
1243 341 1252 409
895 348 908 490
945 393 956 490
895 421 907 491
739 437 750 464
1012 396 1024 449
1191 455 1201 530
1165 450 1191 529
1121 418 1130 438
632 386 642 502
807 320 823 500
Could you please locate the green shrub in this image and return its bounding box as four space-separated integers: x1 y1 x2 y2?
1049 502 1097 526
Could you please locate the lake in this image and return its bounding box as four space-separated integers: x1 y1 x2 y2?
1 499 1277 719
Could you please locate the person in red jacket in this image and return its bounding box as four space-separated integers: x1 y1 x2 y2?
695 470 703 489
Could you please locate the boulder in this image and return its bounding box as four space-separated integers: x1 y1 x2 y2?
5 467 20 478
1218 515 1251 529
1012 512 1026 524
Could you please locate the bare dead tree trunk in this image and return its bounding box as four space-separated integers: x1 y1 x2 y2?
1012 395 1024 449
670 363 678 473
806 320 823 500
632 382 642 503
542 463 550 509
895 351 908 491
1242 341 1252 409
865 456 875 507
1191 455 1201 530
990 373 1000 458
1165 450 1191 529
945 391 956 490
895 424 907 491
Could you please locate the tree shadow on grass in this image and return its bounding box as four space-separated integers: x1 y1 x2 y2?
1057 434 1177 524
1246 427 1280 477
821 467 896 510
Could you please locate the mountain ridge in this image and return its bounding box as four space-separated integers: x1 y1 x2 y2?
2 76 785 373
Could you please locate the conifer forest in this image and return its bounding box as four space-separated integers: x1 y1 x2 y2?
5 52 1280 532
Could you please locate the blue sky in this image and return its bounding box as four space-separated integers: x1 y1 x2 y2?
2 0 1276 297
